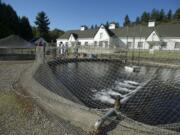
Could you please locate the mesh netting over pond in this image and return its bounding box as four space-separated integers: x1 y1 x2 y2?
32 46 180 134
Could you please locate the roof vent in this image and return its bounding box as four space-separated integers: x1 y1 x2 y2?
109 22 116 29
80 25 88 31
148 21 155 27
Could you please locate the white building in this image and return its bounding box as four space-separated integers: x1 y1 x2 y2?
57 22 180 51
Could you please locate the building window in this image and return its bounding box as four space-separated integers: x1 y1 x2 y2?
100 33 103 39
161 42 167 49
94 41 97 46
85 42 88 46
175 42 180 49
99 41 103 47
138 42 143 48
105 41 108 47
77 42 81 45
127 42 132 48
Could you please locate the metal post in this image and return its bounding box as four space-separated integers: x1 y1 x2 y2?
138 26 142 66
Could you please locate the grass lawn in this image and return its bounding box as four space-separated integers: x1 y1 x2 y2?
127 50 180 60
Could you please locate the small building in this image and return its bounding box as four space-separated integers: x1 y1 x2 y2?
0 35 35 60
30 37 48 47
57 22 180 51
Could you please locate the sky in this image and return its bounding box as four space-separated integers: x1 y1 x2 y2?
3 0 180 31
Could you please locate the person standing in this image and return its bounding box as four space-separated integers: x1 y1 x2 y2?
65 43 68 58
61 44 65 58
58 42 62 56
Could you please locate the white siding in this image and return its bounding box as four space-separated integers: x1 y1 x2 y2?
94 25 110 45
119 37 148 50
57 28 180 51
78 38 94 46
146 31 160 42
69 34 76 42
161 37 180 50
57 39 68 47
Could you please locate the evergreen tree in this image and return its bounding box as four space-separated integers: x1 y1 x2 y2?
167 9 172 20
141 12 150 23
174 8 180 20
90 25 94 29
105 21 109 28
35 11 50 41
159 9 165 22
94 24 98 29
0 3 19 38
19 16 33 40
123 15 131 26
116 22 120 28
150 9 160 21
135 17 140 24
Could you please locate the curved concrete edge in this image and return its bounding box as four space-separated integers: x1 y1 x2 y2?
19 63 99 132
19 62 178 134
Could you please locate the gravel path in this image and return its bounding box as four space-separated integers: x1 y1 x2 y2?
0 61 31 91
0 61 89 135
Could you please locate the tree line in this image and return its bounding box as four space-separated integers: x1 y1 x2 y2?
124 8 180 26
0 2 64 42
89 8 180 29
0 1 180 41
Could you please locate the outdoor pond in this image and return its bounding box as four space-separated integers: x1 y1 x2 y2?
36 61 180 126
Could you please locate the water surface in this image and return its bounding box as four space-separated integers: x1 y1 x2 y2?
48 61 180 125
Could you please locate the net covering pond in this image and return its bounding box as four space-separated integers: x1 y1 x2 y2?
34 60 180 129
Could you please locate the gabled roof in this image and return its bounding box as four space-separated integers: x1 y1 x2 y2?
155 24 180 37
70 33 78 39
30 37 48 44
58 29 98 39
30 37 41 43
58 24 180 40
111 26 154 37
0 35 35 48
146 30 161 42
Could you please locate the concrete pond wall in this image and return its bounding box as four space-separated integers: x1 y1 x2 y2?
18 46 178 134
